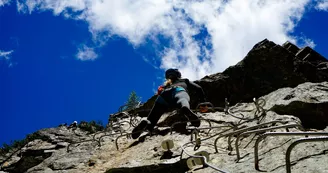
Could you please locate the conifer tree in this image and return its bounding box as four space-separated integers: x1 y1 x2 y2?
124 91 141 111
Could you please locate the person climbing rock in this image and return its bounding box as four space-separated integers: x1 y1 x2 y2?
68 121 78 129
132 68 206 139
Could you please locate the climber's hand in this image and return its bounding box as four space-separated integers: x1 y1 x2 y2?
156 85 164 95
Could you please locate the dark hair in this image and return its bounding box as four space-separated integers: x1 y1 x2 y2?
165 68 181 79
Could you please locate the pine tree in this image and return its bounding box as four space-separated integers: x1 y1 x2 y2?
124 91 141 111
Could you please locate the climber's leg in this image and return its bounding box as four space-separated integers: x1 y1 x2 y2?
132 95 169 139
175 91 200 127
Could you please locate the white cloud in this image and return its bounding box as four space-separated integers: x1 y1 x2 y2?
296 35 316 48
76 45 98 61
0 50 13 60
0 0 11 6
17 0 86 14
316 0 328 11
0 50 14 67
302 38 316 48
18 0 315 80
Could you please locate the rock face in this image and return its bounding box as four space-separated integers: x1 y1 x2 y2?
197 39 328 108
263 82 328 129
1 39 328 173
0 127 95 173
1 82 328 173
134 39 328 116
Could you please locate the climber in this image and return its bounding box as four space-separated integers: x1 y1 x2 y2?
131 68 207 139
68 121 78 129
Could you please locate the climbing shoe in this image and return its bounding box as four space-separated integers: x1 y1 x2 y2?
181 107 200 127
131 120 151 139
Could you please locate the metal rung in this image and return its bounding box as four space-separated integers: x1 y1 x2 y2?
234 123 303 161
286 136 328 173
254 132 328 171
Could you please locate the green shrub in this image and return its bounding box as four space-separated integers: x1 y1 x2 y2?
0 132 49 156
0 143 11 154
78 120 104 134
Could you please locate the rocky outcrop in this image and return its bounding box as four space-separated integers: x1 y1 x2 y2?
197 39 328 107
134 39 328 116
1 39 328 173
263 82 328 129
1 81 328 173
0 127 95 173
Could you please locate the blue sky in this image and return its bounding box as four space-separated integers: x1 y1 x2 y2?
0 0 328 146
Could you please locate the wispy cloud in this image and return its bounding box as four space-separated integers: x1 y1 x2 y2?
0 0 11 7
0 50 14 67
296 35 317 48
17 0 86 15
76 45 98 61
0 50 13 60
17 0 317 80
316 0 328 11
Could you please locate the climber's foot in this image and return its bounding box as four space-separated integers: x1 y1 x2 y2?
181 107 200 127
131 120 151 139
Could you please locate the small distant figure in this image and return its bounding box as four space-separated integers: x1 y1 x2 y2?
68 121 78 129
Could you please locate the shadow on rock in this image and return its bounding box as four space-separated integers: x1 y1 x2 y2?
271 101 328 129
152 128 171 136
159 150 180 160
127 128 173 149
128 134 149 148
3 152 52 173
105 159 189 173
